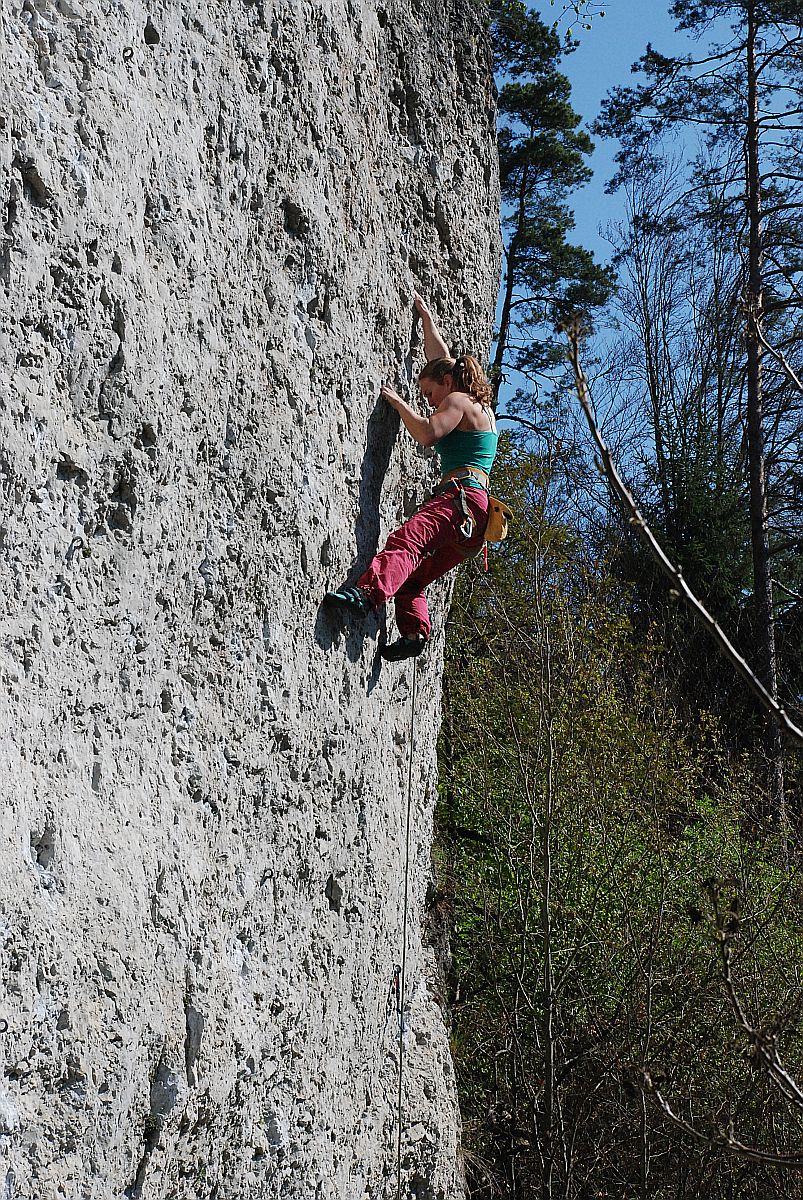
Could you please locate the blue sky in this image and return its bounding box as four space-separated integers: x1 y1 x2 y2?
493 2 737 408
530 1 705 264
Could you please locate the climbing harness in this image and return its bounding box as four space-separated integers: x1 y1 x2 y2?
395 655 418 1200
439 466 489 489
433 474 485 544
433 473 513 551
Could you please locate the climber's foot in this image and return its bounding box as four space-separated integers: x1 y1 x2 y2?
380 635 427 663
323 585 372 616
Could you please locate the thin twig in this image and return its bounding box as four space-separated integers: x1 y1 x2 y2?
563 320 803 751
711 896 803 1112
644 1076 803 1169
753 323 803 394
496 411 552 440
773 578 803 604
642 889 803 1170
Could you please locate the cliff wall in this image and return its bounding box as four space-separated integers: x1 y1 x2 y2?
0 0 500 1195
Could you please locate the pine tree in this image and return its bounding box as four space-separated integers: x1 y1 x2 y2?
490 0 612 403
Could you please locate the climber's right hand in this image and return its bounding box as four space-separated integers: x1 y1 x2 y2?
414 293 431 322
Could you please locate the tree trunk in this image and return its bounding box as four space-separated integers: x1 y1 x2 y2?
744 0 785 829
540 598 556 1200
541 758 555 1200
492 163 530 404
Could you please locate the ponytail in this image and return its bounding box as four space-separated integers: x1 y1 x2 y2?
419 353 492 407
451 354 492 407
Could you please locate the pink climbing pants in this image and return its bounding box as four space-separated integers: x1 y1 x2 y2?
356 486 489 640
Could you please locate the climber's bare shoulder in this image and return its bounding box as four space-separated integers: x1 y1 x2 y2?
451 391 496 433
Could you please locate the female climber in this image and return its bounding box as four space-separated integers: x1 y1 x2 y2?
324 293 498 662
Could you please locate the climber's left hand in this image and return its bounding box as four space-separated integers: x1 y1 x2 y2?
381 384 403 409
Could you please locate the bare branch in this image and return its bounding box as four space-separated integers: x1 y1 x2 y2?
563 320 803 751
773 578 803 603
496 412 552 440
764 251 803 306
638 886 803 1169
644 1077 803 1170
711 906 803 1112
753 324 803 394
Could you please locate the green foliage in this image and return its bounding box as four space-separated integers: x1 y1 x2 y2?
438 444 803 1197
490 1 613 392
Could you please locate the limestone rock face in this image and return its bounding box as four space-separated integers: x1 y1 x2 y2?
0 0 499 1196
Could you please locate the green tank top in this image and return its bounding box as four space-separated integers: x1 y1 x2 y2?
436 428 498 477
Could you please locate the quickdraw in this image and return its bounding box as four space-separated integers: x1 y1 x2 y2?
433 474 484 544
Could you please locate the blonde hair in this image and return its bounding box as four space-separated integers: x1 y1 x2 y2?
419 354 492 407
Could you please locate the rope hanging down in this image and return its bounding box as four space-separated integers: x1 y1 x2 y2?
395 656 418 1200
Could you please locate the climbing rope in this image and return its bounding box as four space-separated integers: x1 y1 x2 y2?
395 655 418 1200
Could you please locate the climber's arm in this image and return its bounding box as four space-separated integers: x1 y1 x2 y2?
414 293 450 362
381 386 462 447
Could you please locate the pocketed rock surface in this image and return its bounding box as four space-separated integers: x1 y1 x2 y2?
0 0 500 1196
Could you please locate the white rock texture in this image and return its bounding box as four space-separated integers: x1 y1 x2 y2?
0 0 500 1195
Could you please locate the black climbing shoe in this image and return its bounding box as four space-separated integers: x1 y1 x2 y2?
380 636 427 663
323 585 371 616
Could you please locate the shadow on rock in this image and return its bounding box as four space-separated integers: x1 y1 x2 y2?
314 394 398 665
354 396 398 570
313 601 388 671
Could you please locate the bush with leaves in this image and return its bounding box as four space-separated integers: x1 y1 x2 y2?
438 440 803 1199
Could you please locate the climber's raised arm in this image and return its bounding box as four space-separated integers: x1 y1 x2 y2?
414 293 450 362
380 384 462 447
